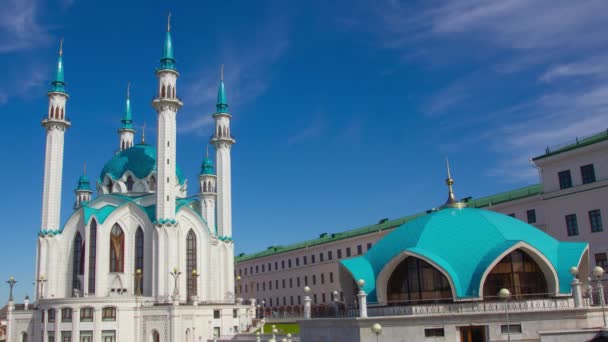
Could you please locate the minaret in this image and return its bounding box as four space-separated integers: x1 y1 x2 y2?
40 39 71 233
210 65 235 238
152 14 182 224
118 82 135 151
442 158 466 209
199 146 217 233
74 164 92 209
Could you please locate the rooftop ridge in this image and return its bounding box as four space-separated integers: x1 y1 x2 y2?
533 128 608 160
235 184 543 262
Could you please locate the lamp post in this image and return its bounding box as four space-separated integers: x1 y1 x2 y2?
371 323 382 342
262 300 266 318
286 333 292 342
303 286 312 319
6 276 17 302
169 267 182 303
191 269 200 303
593 266 607 328
357 279 368 318
236 275 242 303
269 325 278 342
570 266 583 307
135 269 143 296
37 275 47 299
499 288 512 342
255 331 261 342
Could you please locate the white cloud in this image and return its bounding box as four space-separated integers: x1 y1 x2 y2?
0 0 51 53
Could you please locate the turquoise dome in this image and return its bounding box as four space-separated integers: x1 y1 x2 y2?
76 174 92 191
341 207 587 302
201 155 214 175
99 144 186 185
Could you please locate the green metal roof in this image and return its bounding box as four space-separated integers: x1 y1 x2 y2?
533 129 608 161
98 144 186 185
465 184 542 208
341 208 587 302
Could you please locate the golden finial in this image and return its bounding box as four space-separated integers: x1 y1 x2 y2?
443 158 466 208
167 12 171 32
59 38 64 56
127 81 130 99
220 64 224 81
141 122 146 144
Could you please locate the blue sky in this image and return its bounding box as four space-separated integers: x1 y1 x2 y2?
1 0 607 301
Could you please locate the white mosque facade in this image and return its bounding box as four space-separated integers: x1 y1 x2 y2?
6 18 254 342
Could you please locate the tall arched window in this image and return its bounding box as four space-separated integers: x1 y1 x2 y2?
186 230 197 301
149 176 156 192
88 220 97 294
152 330 160 342
135 227 144 294
21 332 27 342
126 176 134 192
387 257 452 304
72 232 84 293
483 249 548 298
109 225 124 273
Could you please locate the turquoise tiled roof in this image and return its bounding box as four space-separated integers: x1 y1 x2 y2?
50 54 66 93
216 80 228 113
341 208 587 302
201 155 214 175
159 30 176 70
75 174 92 191
98 144 186 185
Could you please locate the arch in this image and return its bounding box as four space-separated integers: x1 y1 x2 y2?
149 175 156 192
126 175 135 192
185 329 190 342
151 330 160 342
110 224 125 273
88 219 97 295
72 232 84 294
186 229 197 301
61 107 64 119
386 256 452 304
202 182 207 192
478 242 559 298
375 250 458 304
161 85 166 98
21 331 28 342
135 227 144 295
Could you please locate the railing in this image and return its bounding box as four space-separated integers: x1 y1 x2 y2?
542 128 608 155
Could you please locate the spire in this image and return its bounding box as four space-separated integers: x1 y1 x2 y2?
201 144 214 175
121 82 134 130
50 38 66 93
141 122 146 144
443 158 466 209
160 13 176 70
216 64 228 113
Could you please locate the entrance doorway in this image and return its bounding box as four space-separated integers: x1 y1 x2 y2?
460 326 486 342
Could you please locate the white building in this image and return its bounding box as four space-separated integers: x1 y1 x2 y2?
6 17 253 342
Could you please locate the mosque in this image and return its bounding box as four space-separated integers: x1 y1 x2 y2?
5 16 254 342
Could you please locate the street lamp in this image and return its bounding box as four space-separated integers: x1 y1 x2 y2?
498 288 512 342
135 269 143 296
170 267 182 297
255 331 261 342
37 275 47 299
593 266 607 327
371 323 382 342
6 276 17 302
262 300 266 318
191 269 200 301
304 286 312 319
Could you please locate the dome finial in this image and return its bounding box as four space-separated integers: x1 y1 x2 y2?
141 122 146 144
127 81 130 99
167 12 171 32
220 64 224 81
206 143 209 158
442 157 466 209
83 162 86 175
59 37 63 56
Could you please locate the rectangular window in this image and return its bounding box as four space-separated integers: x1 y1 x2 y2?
589 209 603 232
256 265 259 273
61 332 72 342
296 258 300 267
256 283 259 291
581 164 596 184
330 272 334 283
288 259 292 268
298 295 301 305
424 328 445 337
290 296 294 305
268 263 271 271
269 281 272 290
101 331 116 342
328 251 333 260
596 253 608 269
102 307 116 321
527 209 536 224
337 249 342 259
275 261 278 270
311 254 316 263
283 297 286 305
297 277 301 287
275 280 279 289
282 279 286 289
79 331 93 342
313 275 317 285
262 282 265 291
321 273 325 284
261 264 265 272
304 276 308 286
80 308 93 322
48 309 56 323
48 333 55 342
289 278 293 288
367 243 372 251
346 247 351 257
559 170 572 189
313 294 317 304
500 324 522 334
566 214 579 236
239 269 242 276
322 293 326 303
233 309 238 318
357 245 363 255
41 310 45 323
213 310 220 319
303 256 308 265
244 268 248 276
320 252 324 262
281 260 285 269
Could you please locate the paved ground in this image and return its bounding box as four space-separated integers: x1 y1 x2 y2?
207 334 300 342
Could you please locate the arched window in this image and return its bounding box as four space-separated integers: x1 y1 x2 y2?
483 249 548 298
202 182 207 192
161 85 166 98
185 329 190 342
387 257 452 304
126 176 134 192
152 330 160 342
21 332 28 342
135 227 144 295
61 107 64 119
149 176 156 192
109 225 124 273
186 230 197 301
88 220 97 295
72 232 84 293
107 179 113 193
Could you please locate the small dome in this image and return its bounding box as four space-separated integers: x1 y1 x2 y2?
201 155 214 175
341 207 587 301
76 174 92 191
99 144 186 185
